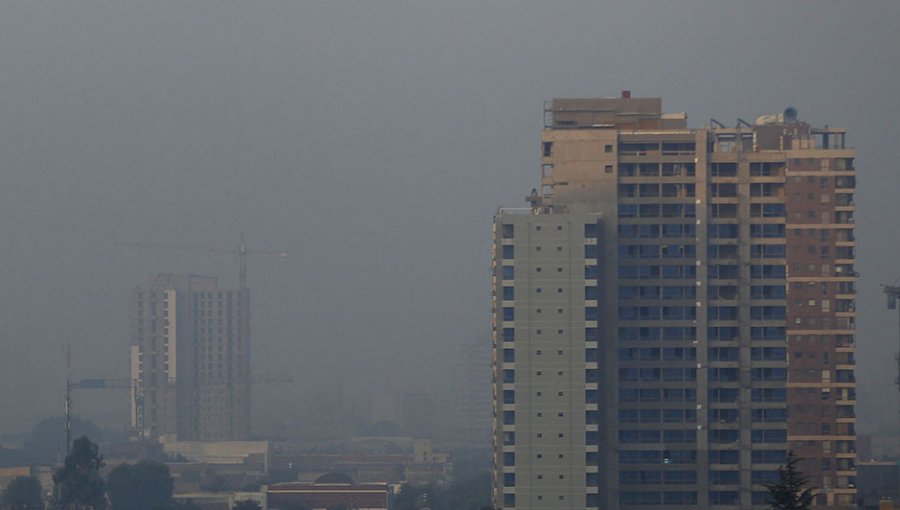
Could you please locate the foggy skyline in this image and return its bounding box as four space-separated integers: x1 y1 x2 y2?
1 1 899 438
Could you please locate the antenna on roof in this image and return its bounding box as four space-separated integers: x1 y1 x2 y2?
710 118 725 129
737 118 752 129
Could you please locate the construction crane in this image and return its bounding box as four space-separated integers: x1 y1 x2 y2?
115 233 289 289
66 371 293 443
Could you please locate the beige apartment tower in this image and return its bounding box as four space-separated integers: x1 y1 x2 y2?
130 274 251 441
492 93 856 509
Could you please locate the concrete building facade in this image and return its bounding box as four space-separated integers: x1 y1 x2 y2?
131 273 251 441
492 93 856 509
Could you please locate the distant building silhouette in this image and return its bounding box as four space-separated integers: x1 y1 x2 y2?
452 338 492 445
131 273 250 440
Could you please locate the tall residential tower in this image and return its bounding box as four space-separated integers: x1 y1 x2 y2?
492 93 856 509
130 273 251 441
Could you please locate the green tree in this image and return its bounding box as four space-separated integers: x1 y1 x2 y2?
2 475 44 510
52 436 106 510
765 451 814 510
107 461 174 510
231 501 261 510
26 417 103 465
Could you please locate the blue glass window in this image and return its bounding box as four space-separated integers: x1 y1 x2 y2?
502 266 514 279
710 429 739 443
585 245 599 258
585 265 599 278
584 223 598 238
709 450 739 464
751 306 786 320
710 470 739 484
502 327 515 342
750 264 786 278
585 286 598 300
751 429 787 443
502 349 515 363
710 491 739 505
502 369 514 383
502 245 515 259
502 411 515 425
751 450 787 464
503 452 515 466
503 389 515 404
502 286 514 300
751 327 785 340
503 473 516 487
752 408 787 422
503 494 515 507
502 307 514 321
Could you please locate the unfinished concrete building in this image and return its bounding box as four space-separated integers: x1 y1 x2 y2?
131 273 251 441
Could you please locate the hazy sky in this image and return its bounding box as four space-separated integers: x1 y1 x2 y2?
0 1 898 437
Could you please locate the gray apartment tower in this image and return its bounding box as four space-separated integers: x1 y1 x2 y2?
492 93 857 509
130 274 251 441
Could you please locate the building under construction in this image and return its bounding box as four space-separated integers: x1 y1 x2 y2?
131 273 251 441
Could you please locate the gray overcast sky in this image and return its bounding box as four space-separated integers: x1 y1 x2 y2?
0 1 898 436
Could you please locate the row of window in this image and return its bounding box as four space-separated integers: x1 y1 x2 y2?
619 409 697 423
619 244 697 260
620 285 696 300
618 326 785 342
620 470 697 484
618 223 697 239
618 203 697 219
618 347 696 362
619 388 697 403
619 265 697 279
619 306 697 321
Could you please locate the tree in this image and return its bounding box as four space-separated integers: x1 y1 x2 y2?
231 501 261 510
765 450 814 510
53 436 106 510
107 461 174 510
26 417 103 465
2 475 43 510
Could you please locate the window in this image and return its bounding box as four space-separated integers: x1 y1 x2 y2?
502 245 514 259
542 141 553 157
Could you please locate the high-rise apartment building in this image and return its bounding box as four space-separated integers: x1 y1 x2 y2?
130 273 251 441
492 93 856 509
